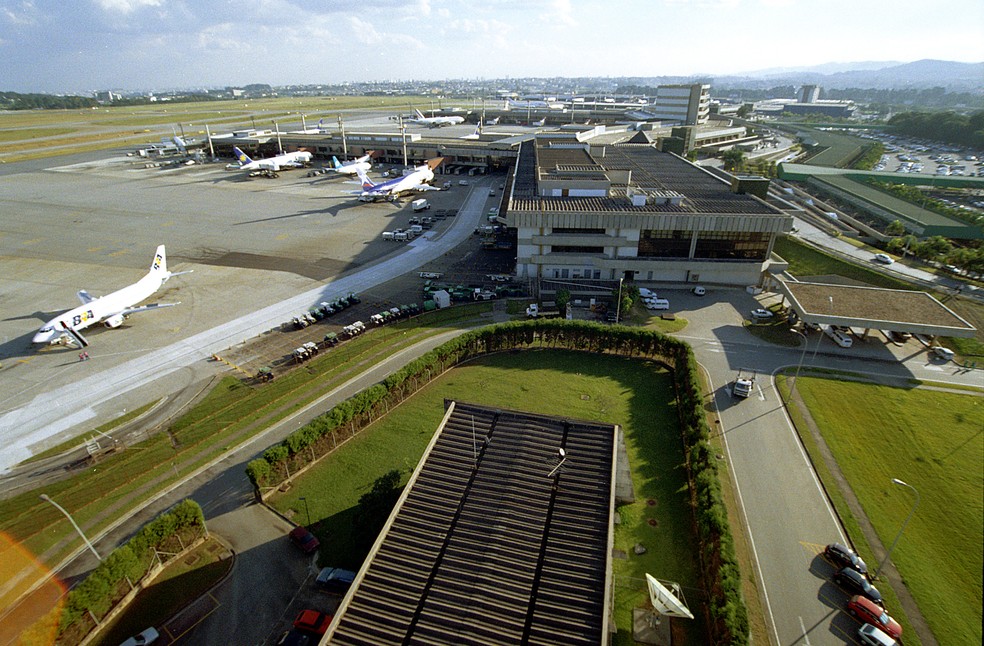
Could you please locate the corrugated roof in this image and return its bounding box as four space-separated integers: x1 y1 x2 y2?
326 401 616 646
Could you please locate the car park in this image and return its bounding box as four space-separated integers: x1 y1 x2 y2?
750 308 774 320
834 567 882 606
846 596 902 640
288 526 320 554
857 622 898 646
120 627 160 646
873 253 894 265
824 542 868 576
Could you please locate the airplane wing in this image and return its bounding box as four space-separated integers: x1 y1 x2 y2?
119 302 180 316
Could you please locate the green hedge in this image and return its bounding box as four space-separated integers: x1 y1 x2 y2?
245 321 749 644
58 499 205 641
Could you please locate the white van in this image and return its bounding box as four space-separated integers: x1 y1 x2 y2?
645 298 670 311
824 325 853 348
692 285 706 296
411 198 430 212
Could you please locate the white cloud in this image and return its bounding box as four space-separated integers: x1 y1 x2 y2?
541 0 575 26
2 0 40 26
94 0 163 13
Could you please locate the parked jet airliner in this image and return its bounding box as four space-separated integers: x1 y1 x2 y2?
406 109 465 128
226 146 312 173
355 158 444 201
32 246 190 348
330 152 373 175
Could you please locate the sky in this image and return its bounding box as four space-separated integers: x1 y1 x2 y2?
1 0 982 94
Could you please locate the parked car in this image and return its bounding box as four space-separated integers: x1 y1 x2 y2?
316 566 358 592
638 287 656 298
857 622 898 646
824 542 868 576
120 627 159 646
293 609 333 635
873 253 894 265
834 567 882 606
645 298 670 311
692 285 706 296
931 346 955 361
276 629 314 646
750 308 774 320
289 526 320 554
846 596 902 640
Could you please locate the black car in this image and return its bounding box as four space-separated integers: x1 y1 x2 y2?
315 566 357 592
834 567 883 606
824 542 868 576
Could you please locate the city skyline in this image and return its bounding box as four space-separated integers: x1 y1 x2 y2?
1 0 982 94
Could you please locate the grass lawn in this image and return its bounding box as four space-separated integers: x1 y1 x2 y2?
793 376 983 645
272 350 708 644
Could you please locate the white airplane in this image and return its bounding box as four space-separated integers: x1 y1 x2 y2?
225 146 313 173
32 245 191 348
406 109 465 128
355 158 444 201
329 152 373 175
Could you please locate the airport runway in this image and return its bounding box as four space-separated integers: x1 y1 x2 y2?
0 151 492 471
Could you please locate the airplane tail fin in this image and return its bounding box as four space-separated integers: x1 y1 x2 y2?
332 156 343 169
356 169 375 189
150 245 168 275
174 136 188 154
232 146 253 166
415 109 426 119
425 157 446 171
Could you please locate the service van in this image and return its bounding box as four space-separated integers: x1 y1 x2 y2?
412 198 431 212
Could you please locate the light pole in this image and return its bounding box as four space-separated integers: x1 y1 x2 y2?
299 497 311 526
789 327 809 399
615 278 623 324
812 296 832 362
39 494 101 561
873 478 920 579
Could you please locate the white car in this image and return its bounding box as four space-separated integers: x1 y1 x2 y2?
120 627 159 646
750 308 774 320
873 253 894 265
931 346 955 361
638 288 656 298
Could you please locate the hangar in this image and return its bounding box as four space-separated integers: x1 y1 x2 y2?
776 278 977 339
324 400 617 645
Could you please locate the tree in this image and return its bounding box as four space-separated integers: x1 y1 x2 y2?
554 289 571 314
736 103 752 118
353 470 403 545
885 220 906 236
721 148 745 172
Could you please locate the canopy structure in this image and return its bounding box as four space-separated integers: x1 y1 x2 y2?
645 574 694 619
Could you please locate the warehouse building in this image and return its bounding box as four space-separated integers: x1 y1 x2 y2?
324 400 617 645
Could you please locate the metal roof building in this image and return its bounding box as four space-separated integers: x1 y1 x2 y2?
324 400 618 646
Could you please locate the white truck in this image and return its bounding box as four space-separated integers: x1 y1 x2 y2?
733 369 755 399
412 198 431 212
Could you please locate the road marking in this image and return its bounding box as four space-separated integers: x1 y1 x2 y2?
798 616 812 645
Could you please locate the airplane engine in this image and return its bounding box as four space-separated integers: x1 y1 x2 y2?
104 314 126 328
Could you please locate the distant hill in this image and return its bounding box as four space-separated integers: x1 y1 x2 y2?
729 59 984 90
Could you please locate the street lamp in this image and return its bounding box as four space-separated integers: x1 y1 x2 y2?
39 494 101 561
789 327 809 399
812 296 832 362
615 278 623 324
299 497 311 526
873 478 920 579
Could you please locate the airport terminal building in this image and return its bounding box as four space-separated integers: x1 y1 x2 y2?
504 135 793 291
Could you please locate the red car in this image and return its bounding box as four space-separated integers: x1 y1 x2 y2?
293 609 333 635
847 595 902 640
289 526 320 554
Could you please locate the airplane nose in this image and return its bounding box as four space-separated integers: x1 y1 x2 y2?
32 330 53 344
